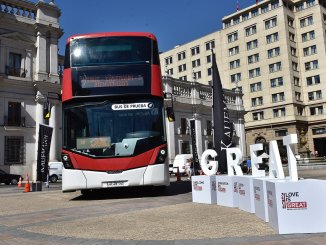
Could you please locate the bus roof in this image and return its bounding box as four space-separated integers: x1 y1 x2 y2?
66 32 157 45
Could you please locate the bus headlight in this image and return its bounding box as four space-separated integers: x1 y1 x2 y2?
61 153 74 169
156 147 167 164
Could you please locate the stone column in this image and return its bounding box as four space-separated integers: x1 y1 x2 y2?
49 36 58 76
166 118 176 165
0 41 6 74
35 31 48 81
33 91 45 181
193 113 203 157
49 101 58 161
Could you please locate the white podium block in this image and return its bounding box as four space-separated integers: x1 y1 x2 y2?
192 175 217 204
253 178 271 222
215 175 238 208
234 176 255 213
266 179 326 234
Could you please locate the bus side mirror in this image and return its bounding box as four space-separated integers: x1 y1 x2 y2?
166 107 175 122
43 99 51 119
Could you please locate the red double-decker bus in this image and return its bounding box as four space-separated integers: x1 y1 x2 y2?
61 32 169 193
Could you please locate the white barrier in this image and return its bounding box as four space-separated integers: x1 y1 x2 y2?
215 175 239 208
191 175 217 204
266 179 326 234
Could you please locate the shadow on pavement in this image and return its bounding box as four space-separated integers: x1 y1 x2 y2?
71 179 192 201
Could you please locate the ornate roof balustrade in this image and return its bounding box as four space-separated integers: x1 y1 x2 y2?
163 76 243 110
0 0 37 20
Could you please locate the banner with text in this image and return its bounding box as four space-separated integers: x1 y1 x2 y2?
37 124 53 182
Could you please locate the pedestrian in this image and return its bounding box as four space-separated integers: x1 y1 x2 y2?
185 158 193 180
246 159 251 174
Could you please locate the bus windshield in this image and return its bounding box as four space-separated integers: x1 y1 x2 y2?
63 98 165 158
70 36 152 67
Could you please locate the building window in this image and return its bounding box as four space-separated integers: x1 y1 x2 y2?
229 46 239 56
253 111 264 121
261 5 269 13
233 17 240 25
302 31 315 42
245 25 257 37
178 64 186 72
4 136 24 165
242 13 249 21
167 68 173 75
267 47 280 58
177 51 186 61
265 17 277 29
249 67 261 78
165 56 173 65
306 0 316 8
231 73 241 83
7 102 22 127
275 129 288 137
191 46 200 56
295 2 304 11
312 127 326 135
306 75 320 85
303 45 317 56
295 92 301 101
179 76 187 81
252 9 258 17
250 82 262 92
207 68 212 76
273 107 286 117
205 40 215 51
294 76 300 86
206 120 212 136
292 62 298 71
180 141 191 154
300 15 314 27
272 92 285 102
288 17 294 27
247 39 258 50
192 59 201 68
269 62 282 73
308 90 322 101
310 106 323 116
248 53 259 64
227 32 238 43
305 60 318 71
6 52 22 77
207 54 212 63
266 32 279 44
230 59 240 69
251 96 263 107
224 20 231 28
289 32 295 42
270 77 283 87
291 47 297 56
193 71 201 80
271 1 279 9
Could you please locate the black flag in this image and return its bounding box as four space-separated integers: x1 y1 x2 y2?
190 119 199 175
212 51 233 173
37 124 53 181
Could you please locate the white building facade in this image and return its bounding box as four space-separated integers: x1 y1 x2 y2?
160 0 326 159
0 0 62 180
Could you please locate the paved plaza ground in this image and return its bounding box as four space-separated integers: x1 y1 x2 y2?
0 169 326 244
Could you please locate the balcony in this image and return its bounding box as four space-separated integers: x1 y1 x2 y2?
3 116 26 127
5 66 27 78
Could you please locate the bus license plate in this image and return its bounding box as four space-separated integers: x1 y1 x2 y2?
102 181 127 188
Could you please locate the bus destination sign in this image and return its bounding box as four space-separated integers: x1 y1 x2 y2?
112 102 154 110
80 74 144 88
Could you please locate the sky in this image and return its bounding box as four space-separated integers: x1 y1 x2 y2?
42 0 258 55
